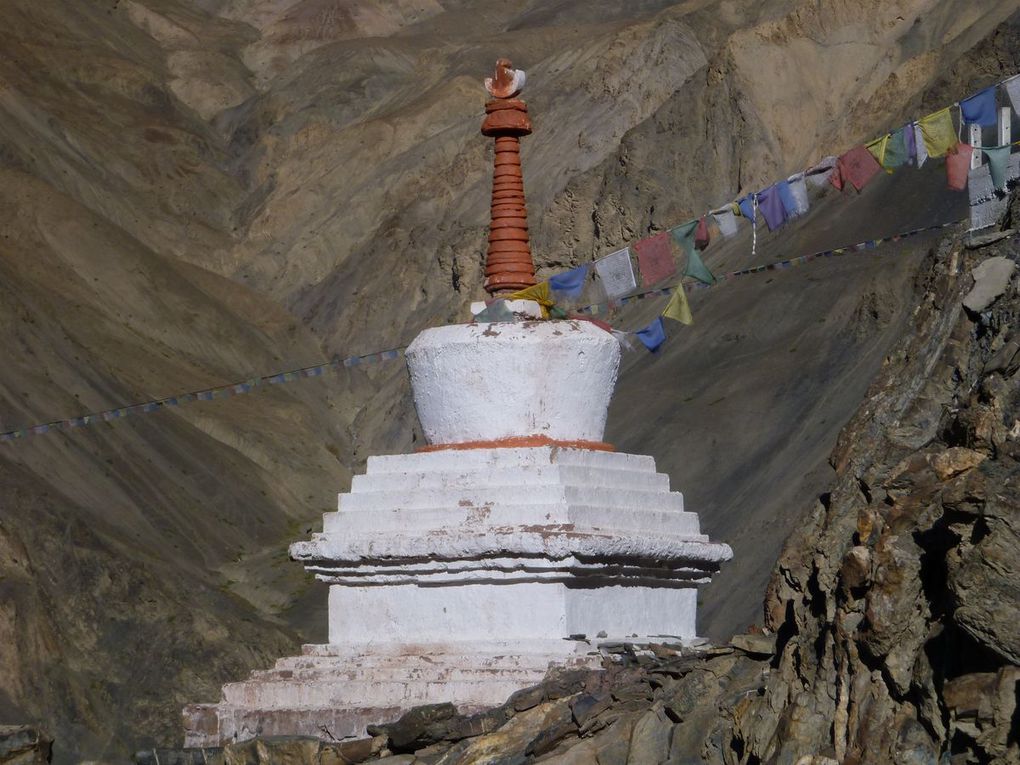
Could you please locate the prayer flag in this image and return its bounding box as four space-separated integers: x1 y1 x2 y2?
866 134 889 166
882 128 908 169
661 284 693 325
912 122 928 167
1006 76 1020 117
508 282 554 317
694 216 711 250
738 195 756 222
594 247 637 299
805 156 837 188
757 184 787 230
549 264 589 300
684 247 716 285
778 180 800 217
960 86 997 126
473 299 515 323
635 317 666 352
946 143 974 191
832 146 882 192
711 206 738 237
918 108 957 158
632 232 677 287
982 146 1011 191
670 220 698 259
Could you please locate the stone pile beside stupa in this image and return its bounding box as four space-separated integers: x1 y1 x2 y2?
182 59 732 748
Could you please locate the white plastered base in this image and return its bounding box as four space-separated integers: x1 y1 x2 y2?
184 447 731 747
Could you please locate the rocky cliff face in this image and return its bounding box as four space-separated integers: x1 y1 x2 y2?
1 0 1019 761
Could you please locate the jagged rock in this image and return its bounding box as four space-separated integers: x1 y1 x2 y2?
537 740 600 764
729 633 776 657
368 705 460 753
428 701 570 765
964 228 1015 249
523 702 576 757
569 694 613 729
962 256 1016 313
591 715 636 765
624 706 671 764
0 727 51 765
930 447 987 480
508 685 547 712
321 736 388 765
948 492 1020 665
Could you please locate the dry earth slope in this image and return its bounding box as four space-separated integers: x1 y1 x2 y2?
0 0 1019 760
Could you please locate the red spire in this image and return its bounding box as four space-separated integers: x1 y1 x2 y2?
481 59 536 295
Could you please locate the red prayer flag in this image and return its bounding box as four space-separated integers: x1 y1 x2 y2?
694 215 711 250
832 145 882 192
632 232 677 287
945 143 974 191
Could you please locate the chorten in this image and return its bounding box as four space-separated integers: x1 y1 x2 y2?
182 59 731 748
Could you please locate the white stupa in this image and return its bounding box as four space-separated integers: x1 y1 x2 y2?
182 59 731 748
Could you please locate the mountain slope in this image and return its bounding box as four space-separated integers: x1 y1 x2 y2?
0 0 1018 759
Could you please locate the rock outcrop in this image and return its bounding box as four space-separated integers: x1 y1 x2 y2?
0 727 50 765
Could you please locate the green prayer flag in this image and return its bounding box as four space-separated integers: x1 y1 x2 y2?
669 220 698 260
983 146 1011 191
684 247 716 285
882 128 908 169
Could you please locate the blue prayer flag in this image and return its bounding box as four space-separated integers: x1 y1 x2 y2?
549 264 590 300
960 86 998 126
738 194 756 222
635 317 666 353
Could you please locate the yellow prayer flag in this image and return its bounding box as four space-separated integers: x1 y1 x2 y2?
866 134 889 166
508 281 553 318
918 107 957 159
661 284 693 325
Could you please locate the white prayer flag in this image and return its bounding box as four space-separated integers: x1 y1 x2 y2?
785 174 810 216
1005 76 1020 118
711 206 738 237
595 247 637 299
805 156 837 188
913 122 928 168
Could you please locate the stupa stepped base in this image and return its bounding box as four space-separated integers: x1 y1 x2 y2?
184 446 731 748
182 640 603 748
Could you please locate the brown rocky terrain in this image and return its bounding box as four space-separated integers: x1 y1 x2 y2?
1 0 1019 761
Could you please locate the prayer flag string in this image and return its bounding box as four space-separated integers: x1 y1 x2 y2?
0 348 406 444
